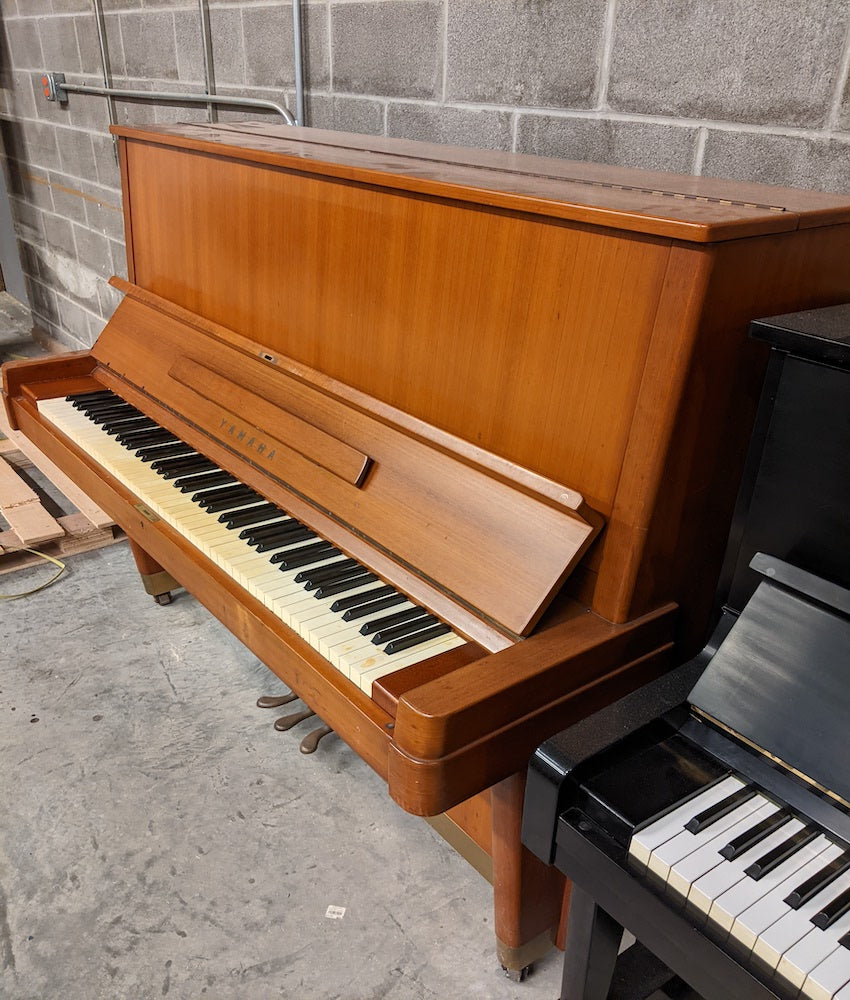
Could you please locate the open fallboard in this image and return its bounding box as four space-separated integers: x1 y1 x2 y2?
87 282 598 638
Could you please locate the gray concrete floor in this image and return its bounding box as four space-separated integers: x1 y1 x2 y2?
2 545 567 1000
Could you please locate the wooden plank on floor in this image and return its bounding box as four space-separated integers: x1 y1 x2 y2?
0 410 114 529
0 454 65 546
0 514 123 573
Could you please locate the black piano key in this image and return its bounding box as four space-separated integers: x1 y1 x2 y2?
719 810 791 861
67 390 114 405
241 519 303 543
316 575 383 601
193 484 256 506
744 828 819 880
200 493 265 514
784 853 850 909
811 884 850 930
360 606 430 636
88 404 137 422
840 930 850 951
137 443 195 462
103 416 153 434
295 558 360 586
118 428 176 448
341 592 407 620
177 472 235 492
304 566 372 592
329 583 393 610
685 786 758 834
153 456 212 477
222 504 282 528
371 614 439 645
384 623 452 655
271 542 340 569
167 463 220 483
254 528 315 553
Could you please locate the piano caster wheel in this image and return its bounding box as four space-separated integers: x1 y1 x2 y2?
501 965 530 983
300 725 334 754
273 708 315 732
154 592 172 606
256 692 298 710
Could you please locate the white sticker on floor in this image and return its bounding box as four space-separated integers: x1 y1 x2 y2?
325 905 346 919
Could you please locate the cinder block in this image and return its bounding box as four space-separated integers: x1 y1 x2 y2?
119 11 178 81
332 2 441 100
84 195 125 242
103 12 127 79
609 0 848 128
5 19 44 70
110 238 128 281
175 10 205 83
244 3 328 90
73 224 112 280
446 0 606 107
21 120 62 172
98 279 123 319
57 126 96 179
209 7 245 87
52 0 92 12
50 175 89 225
74 14 103 76
702 130 850 193
306 95 384 136
42 212 77 258
91 134 121 190
38 16 83 75
516 114 697 173
388 103 513 151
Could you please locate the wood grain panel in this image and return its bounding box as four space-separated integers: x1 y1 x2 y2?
123 138 671 515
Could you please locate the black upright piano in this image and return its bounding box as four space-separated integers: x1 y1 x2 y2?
522 305 850 1000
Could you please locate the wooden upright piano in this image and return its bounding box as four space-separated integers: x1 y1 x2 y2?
5 123 850 975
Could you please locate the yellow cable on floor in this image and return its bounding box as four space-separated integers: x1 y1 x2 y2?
0 549 66 599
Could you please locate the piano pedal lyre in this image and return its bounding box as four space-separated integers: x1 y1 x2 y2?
256 692 334 752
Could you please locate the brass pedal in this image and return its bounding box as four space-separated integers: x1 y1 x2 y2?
273 708 315 732
256 692 298 709
300 725 334 754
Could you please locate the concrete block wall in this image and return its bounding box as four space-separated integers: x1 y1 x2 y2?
1 0 849 350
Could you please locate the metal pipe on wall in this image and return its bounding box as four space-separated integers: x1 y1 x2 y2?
197 0 218 123
92 0 117 131
292 0 305 127
55 82 296 125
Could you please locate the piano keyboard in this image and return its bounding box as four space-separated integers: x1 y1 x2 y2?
629 777 850 999
39 390 465 696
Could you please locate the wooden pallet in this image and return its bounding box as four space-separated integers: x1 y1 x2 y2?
0 414 123 575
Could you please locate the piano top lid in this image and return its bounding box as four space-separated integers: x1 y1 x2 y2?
750 302 850 369
689 554 850 806
110 122 850 243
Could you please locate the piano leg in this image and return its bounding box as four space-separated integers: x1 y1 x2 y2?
491 772 567 979
560 884 623 1000
128 537 179 605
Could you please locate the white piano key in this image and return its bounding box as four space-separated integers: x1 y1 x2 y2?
355 633 466 695
752 868 850 974
775 908 850 994
835 975 850 998
693 817 804 923
729 839 840 958
712 832 832 941
39 396 463 690
652 797 772 895
628 775 746 873
801 944 850 1000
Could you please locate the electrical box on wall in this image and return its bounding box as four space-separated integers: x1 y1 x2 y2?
39 73 66 103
